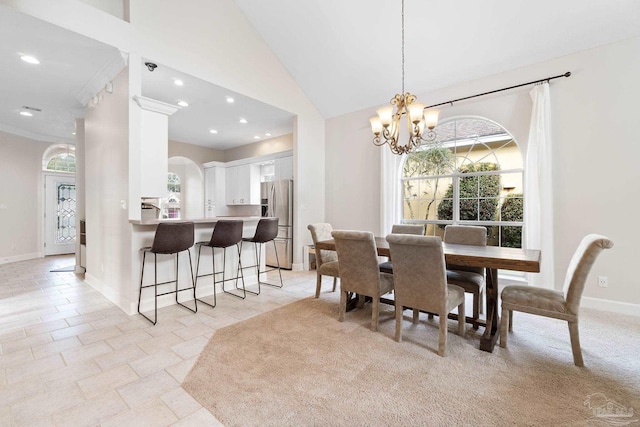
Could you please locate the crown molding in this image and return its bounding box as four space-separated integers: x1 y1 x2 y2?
133 96 181 115
76 53 127 107
0 124 74 145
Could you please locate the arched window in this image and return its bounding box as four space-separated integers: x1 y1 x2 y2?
42 144 76 172
163 173 181 218
401 117 524 247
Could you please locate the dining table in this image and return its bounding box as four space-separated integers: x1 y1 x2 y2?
314 237 541 352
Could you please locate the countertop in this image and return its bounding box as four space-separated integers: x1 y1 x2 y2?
129 216 264 226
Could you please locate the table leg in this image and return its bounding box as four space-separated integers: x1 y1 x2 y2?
480 268 500 352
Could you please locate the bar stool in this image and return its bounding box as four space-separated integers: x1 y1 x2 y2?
241 218 283 295
194 220 246 304
138 222 197 325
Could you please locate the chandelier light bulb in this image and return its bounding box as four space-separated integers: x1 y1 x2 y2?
369 117 382 135
424 109 440 130
408 102 425 124
376 106 393 127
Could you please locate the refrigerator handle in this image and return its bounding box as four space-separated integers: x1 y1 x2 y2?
269 183 276 217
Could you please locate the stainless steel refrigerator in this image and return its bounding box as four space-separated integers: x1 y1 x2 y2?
261 179 293 269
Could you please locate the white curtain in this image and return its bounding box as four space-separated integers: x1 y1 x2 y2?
524 83 554 288
380 146 403 236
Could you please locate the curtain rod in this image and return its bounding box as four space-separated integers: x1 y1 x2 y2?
424 71 571 109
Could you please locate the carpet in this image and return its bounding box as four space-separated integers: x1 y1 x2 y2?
183 294 640 426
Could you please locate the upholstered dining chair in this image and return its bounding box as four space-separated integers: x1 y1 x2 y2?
386 234 465 356
443 225 487 327
379 223 425 274
332 230 394 332
500 234 613 367
307 223 340 298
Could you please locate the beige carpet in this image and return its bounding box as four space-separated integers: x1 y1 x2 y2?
183 293 640 426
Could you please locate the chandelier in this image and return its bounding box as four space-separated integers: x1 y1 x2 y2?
370 0 439 155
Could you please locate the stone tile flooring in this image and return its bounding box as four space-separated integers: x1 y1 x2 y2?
0 255 319 426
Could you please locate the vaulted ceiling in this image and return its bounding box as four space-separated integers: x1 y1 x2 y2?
2 1 640 146
234 0 640 118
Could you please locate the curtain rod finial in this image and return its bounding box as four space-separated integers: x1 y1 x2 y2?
564 71 571 78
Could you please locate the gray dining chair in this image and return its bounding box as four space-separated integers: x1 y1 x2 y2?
386 234 465 356
443 225 487 326
332 230 394 331
500 234 613 366
307 223 339 298
379 223 425 274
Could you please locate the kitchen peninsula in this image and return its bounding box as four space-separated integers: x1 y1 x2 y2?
130 216 264 316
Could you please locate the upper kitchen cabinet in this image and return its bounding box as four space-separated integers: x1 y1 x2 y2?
274 155 293 181
226 164 260 205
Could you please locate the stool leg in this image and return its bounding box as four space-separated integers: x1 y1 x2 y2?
262 239 283 288
195 244 216 308
175 250 197 314
244 242 261 295
222 245 248 299
138 250 157 325
235 243 246 296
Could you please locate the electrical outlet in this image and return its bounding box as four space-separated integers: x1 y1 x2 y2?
598 276 608 288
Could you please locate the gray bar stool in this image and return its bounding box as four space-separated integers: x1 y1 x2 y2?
194 219 246 304
138 222 197 325
241 217 283 295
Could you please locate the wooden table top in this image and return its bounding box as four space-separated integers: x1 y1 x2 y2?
315 237 541 273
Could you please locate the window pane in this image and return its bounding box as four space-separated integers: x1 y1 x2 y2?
501 225 523 248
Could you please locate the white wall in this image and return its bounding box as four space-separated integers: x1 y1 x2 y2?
169 140 223 165
0 131 50 263
326 36 640 310
224 133 293 162
84 68 133 309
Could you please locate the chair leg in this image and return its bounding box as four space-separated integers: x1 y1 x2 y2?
332 277 337 292
371 297 379 332
472 290 479 330
438 313 447 357
315 273 322 298
338 290 346 322
175 251 197 314
500 306 509 348
395 305 403 342
568 320 584 367
356 294 365 309
479 289 484 315
508 310 513 332
412 309 419 324
458 300 465 336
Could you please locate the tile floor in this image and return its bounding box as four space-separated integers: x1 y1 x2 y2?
0 254 319 426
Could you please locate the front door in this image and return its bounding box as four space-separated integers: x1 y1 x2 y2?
44 174 76 256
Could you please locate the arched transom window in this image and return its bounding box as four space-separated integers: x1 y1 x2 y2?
401 117 524 248
42 144 76 173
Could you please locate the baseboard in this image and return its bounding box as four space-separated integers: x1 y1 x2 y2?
292 262 304 271
0 252 43 265
581 296 640 317
84 273 131 315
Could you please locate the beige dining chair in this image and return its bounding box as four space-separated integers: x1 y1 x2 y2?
332 230 394 331
379 223 425 274
443 225 487 326
386 234 465 356
500 234 613 366
307 223 340 298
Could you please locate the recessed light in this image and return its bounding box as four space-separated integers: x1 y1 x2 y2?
174 79 184 86
209 129 218 134
177 100 189 107
19 111 33 117
72 132 76 135
20 55 40 64
226 97 234 103
239 118 248 124
265 133 272 137
254 136 260 140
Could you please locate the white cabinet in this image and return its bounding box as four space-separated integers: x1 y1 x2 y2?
274 156 293 181
226 164 260 205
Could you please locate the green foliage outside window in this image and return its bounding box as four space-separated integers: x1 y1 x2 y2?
500 193 523 248
437 163 501 225
167 173 181 193
403 147 454 220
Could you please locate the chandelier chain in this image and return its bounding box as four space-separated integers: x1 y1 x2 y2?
401 0 405 96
